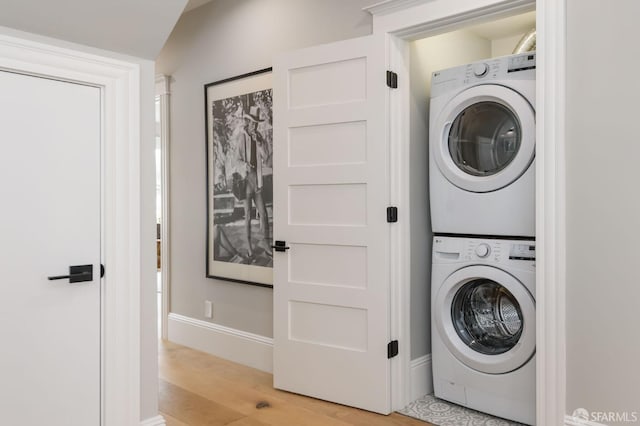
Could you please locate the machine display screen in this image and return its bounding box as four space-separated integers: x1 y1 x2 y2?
508 53 536 73
509 243 536 260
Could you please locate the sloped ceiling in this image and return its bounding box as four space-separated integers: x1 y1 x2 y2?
184 0 213 13
0 0 188 59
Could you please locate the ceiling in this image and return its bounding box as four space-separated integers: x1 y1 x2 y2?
184 0 213 13
0 0 188 59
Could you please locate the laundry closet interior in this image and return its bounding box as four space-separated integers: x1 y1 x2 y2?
402 7 537 424
407 4 537 391
273 1 539 424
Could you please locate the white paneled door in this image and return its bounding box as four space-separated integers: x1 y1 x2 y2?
0 71 101 425
273 34 392 414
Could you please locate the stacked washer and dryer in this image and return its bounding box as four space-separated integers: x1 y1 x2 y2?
428 52 537 425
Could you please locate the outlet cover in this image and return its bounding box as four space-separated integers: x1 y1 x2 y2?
204 300 213 318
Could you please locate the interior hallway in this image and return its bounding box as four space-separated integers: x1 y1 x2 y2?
159 340 432 426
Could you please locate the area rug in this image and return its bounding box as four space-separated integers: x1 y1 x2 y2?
398 394 526 426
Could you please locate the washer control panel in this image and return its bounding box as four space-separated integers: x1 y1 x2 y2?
433 236 535 265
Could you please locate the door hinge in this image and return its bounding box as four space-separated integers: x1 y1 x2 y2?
100 264 105 278
386 70 398 89
388 340 399 359
387 206 398 223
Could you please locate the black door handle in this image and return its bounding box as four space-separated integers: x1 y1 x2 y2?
271 240 290 252
48 264 93 283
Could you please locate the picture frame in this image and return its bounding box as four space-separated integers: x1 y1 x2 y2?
205 68 273 287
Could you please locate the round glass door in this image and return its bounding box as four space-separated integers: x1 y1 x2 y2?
451 279 523 355
433 265 536 374
432 85 535 193
449 102 521 177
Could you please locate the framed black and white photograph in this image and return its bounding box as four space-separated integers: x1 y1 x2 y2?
205 68 273 287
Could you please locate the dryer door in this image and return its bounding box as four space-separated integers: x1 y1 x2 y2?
434 265 535 374
432 85 535 193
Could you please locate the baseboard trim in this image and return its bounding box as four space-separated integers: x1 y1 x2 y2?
410 354 433 401
167 313 273 373
140 415 165 426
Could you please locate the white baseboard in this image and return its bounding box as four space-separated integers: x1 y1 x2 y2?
140 415 165 426
410 354 433 401
167 313 273 373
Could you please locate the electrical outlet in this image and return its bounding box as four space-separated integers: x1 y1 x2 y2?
204 300 213 319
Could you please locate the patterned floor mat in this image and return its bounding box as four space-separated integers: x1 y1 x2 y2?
398 394 527 426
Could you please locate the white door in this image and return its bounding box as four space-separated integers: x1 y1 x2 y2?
0 71 101 425
273 34 392 414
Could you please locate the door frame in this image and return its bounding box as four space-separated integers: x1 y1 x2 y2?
365 0 567 424
155 75 171 341
0 33 142 425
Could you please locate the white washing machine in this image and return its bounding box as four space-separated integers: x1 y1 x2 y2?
429 52 536 237
431 236 536 425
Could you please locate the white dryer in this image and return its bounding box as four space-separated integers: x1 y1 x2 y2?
431 236 536 425
429 53 536 237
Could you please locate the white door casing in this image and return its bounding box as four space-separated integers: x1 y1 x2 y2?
366 1 569 421
0 33 142 425
273 33 392 414
0 71 101 425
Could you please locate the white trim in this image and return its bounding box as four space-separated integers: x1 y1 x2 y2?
363 0 432 16
410 355 433 402
388 32 412 412
155 74 169 96
140 415 166 426
536 0 567 425
168 313 273 373
0 33 142 425
155 74 171 341
564 415 607 426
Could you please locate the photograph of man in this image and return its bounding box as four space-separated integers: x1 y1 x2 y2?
209 89 274 269
237 105 273 259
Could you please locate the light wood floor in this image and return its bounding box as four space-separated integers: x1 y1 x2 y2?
159 340 432 426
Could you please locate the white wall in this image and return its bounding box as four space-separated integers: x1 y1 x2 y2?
155 0 376 342
565 0 640 417
0 26 159 423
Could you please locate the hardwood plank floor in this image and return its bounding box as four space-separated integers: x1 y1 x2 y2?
159 340 431 426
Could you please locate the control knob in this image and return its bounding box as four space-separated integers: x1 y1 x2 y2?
473 63 489 77
475 243 491 258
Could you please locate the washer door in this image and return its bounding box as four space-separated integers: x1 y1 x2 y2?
434 265 535 374
432 84 535 193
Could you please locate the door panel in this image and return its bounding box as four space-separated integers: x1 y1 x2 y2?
273 34 391 414
0 71 101 425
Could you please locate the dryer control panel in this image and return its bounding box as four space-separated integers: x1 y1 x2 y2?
430 52 536 98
